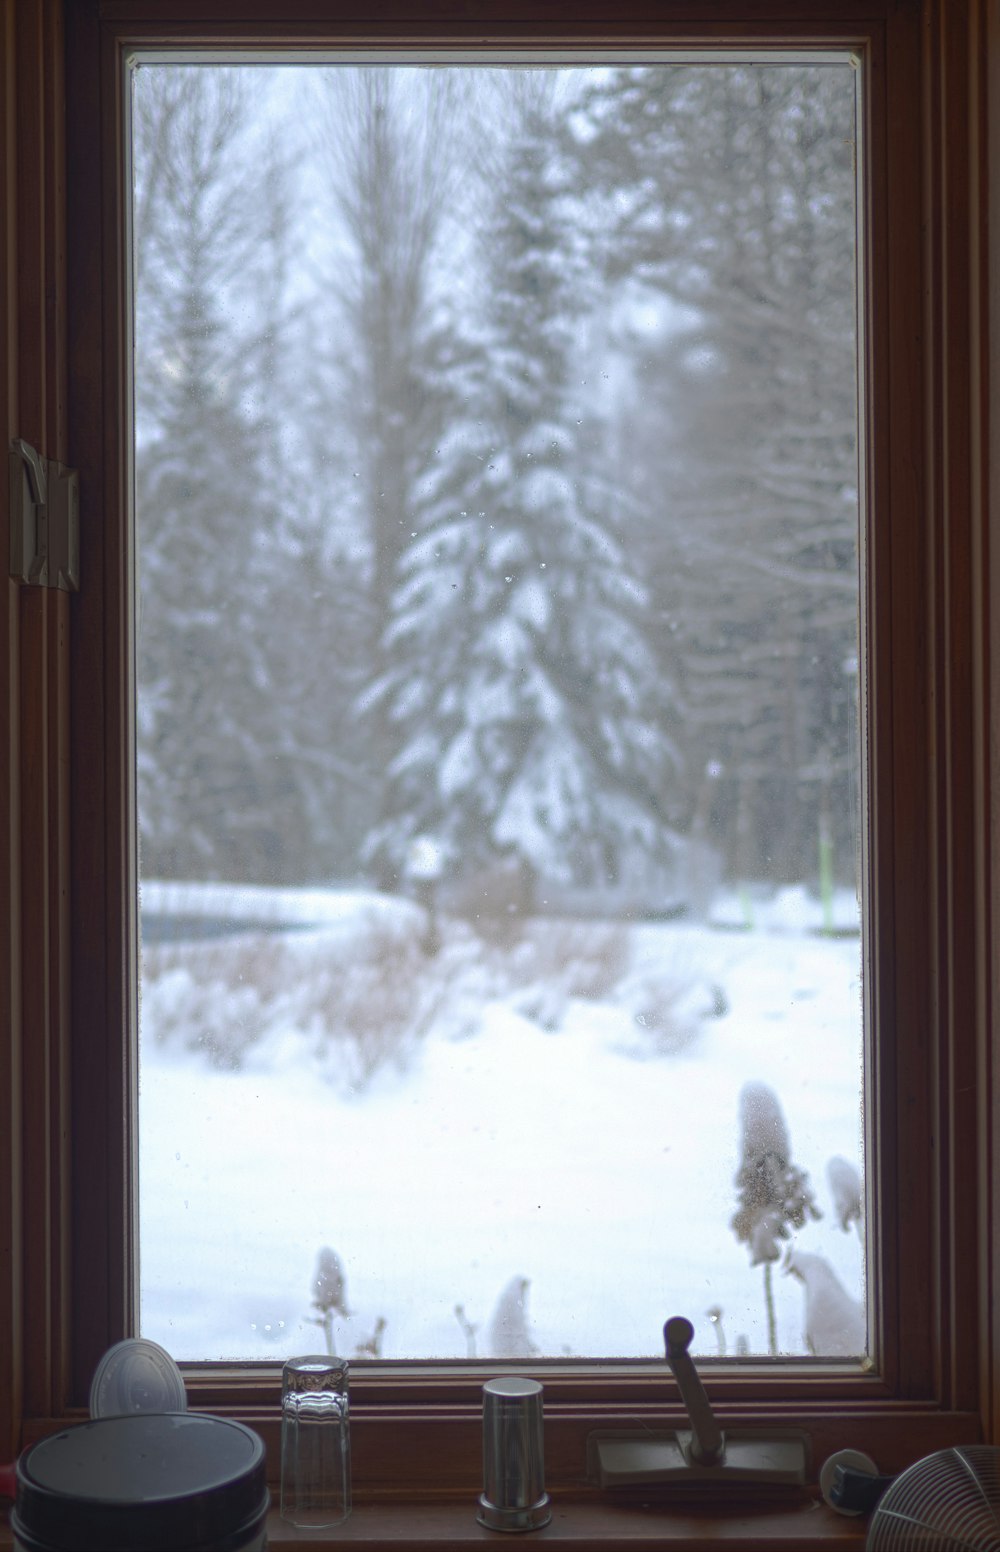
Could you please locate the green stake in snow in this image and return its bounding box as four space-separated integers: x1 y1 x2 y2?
818 781 835 936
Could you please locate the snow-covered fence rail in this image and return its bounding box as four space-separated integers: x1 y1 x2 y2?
139 880 418 945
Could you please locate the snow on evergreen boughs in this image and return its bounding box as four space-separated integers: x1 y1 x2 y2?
366 86 680 892
731 1081 820 1259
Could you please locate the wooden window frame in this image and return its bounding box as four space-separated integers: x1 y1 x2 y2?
2 0 997 1545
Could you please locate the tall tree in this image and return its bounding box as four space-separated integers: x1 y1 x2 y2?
311 69 469 874
134 66 346 882
572 63 861 883
369 86 679 895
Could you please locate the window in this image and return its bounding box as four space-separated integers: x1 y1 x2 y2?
2 0 996 1544
131 54 866 1368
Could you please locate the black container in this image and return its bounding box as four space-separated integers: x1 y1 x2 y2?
12 1413 269 1551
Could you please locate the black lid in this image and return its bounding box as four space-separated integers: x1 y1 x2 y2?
13 1413 269 1551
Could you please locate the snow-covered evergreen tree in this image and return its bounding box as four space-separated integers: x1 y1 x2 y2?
311 69 471 876
370 90 679 895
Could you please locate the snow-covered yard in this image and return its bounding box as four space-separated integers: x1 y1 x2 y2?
139 885 865 1364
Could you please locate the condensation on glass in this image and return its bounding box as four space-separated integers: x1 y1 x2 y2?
130 54 866 1363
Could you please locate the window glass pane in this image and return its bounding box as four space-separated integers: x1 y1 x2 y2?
134 57 866 1362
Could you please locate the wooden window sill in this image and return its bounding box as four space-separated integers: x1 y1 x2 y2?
2 1494 868 1551
262 1497 868 1549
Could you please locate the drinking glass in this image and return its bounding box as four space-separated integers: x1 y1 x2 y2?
280 1355 351 1527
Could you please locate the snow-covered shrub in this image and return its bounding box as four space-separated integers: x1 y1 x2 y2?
304 920 441 1090
488 1274 537 1359
312 1246 349 1318
731 1081 821 1354
354 1317 387 1359
826 1155 863 1234
141 913 440 1089
307 1245 349 1356
453 918 629 1032
445 917 712 1047
731 1082 820 1252
144 931 290 1002
506 978 570 1032
784 1248 865 1356
616 964 726 1057
444 856 538 947
489 919 627 996
141 934 292 1068
141 900 713 1089
140 963 266 1069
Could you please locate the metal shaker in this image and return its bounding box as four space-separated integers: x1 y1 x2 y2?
477 1376 551 1532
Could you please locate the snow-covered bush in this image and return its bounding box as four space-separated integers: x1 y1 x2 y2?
140 963 267 1070
141 913 440 1090
616 964 726 1057
141 901 720 1096
732 1082 821 1252
502 920 630 1029
522 921 631 1000
784 1248 865 1356
304 920 441 1090
826 1154 863 1235
307 1245 349 1356
443 856 540 946
731 1081 821 1353
488 1274 537 1359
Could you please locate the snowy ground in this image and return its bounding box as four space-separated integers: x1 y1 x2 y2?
139 884 865 1364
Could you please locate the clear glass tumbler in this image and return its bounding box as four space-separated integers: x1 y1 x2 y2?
280 1355 351 1527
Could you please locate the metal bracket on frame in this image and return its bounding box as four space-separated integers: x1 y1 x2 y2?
9 437 79 591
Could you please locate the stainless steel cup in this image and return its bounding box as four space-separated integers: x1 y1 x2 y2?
477 1376 551 1533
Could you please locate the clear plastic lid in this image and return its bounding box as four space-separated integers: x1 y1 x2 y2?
88 1338 187 1418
